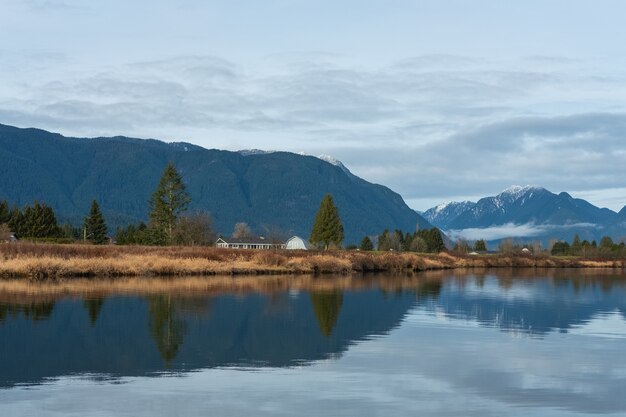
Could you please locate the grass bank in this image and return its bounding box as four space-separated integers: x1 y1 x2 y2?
0 242 624 280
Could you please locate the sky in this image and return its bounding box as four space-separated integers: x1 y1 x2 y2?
1 0 626 211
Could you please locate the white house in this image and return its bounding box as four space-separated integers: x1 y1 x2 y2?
215 236 285 250
285 235 310 250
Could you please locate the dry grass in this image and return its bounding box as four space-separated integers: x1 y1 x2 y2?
0 242 624 280
0 273 440 300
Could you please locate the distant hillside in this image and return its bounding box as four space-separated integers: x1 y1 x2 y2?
0 123 431 243
424 186 626 243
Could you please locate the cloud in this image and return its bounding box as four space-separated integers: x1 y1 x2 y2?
447 222 598 241
1 53 626 210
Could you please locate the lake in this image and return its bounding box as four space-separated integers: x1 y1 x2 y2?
1 269 625 416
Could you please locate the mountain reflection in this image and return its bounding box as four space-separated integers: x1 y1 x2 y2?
0 271 625 389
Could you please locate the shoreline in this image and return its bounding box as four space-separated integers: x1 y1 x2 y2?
0 268 624 299
0 243 624 280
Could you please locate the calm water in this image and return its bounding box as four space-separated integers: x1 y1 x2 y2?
1 270 625 416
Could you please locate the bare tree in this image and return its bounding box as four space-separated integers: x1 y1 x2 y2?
261 224 288 245
232 222 253 239
172 212 214 246
499 238 514 254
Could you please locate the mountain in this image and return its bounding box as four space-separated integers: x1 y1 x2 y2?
0 123 431 243
423 201 476 229
425 185 626 243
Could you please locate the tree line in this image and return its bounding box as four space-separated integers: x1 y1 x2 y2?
551 234 626 257
356 227 446 253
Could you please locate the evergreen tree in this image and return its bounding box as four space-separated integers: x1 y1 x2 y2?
474 239 487 252
551 241 571 256
377 229 391 251
83 200 108 244
309 194 344 249
15 202 60 238
0 200 9 224
115 222 150 245
571 234 582 255
149 162 191 245
427 228 446 253
600 236 615 250
8 205 23 236
359 236 374 251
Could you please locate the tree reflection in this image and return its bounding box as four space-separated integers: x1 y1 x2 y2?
83 298 105 326
148 295 187 366
416 280 442 301
309 291 344 337
0 302 55 323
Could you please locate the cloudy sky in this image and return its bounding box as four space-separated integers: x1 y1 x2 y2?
2 0 626 211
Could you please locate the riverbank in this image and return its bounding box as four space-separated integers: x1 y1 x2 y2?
0 242 624 279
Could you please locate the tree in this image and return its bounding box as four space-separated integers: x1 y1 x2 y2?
232 222 253 239
261 224 288 245
149 162 191 245
453 238 470 254
600 236 615 250
427 228 446 252
0 200 9 224
474 239 487 252
172 212 214 246
359 236 374 251
551 241 570 256
499 238 514 254
83 200 108 244
409 236 428 252
13 202 61 238
571 234 582 255
115 222 149 245
309 194 344 249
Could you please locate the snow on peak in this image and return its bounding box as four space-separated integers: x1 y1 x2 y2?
500 185 543 199
316 154 344 167
434 201 455 214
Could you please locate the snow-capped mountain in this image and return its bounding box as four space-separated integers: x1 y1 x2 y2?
423 201 476 228
425 185 624 242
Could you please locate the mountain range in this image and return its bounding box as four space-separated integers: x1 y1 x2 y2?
0 123 431 243
423 185 626 243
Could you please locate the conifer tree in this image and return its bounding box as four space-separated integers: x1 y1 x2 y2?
149 162 191 245
83 200 108 244
359 236 374 251
0 200 9 224
309 194 344 249
8 205 23 236
428 228 446 252
473 239 487 252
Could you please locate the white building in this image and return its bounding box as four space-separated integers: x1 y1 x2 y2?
285 235 310 250
215 236 285 250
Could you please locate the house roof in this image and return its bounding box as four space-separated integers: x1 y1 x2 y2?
286 235 311 248
216 236 282 245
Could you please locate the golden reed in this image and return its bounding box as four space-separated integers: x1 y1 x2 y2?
0 242 624 280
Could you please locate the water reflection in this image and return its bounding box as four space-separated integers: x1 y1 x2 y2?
309 291 344 337
0 269 625 394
